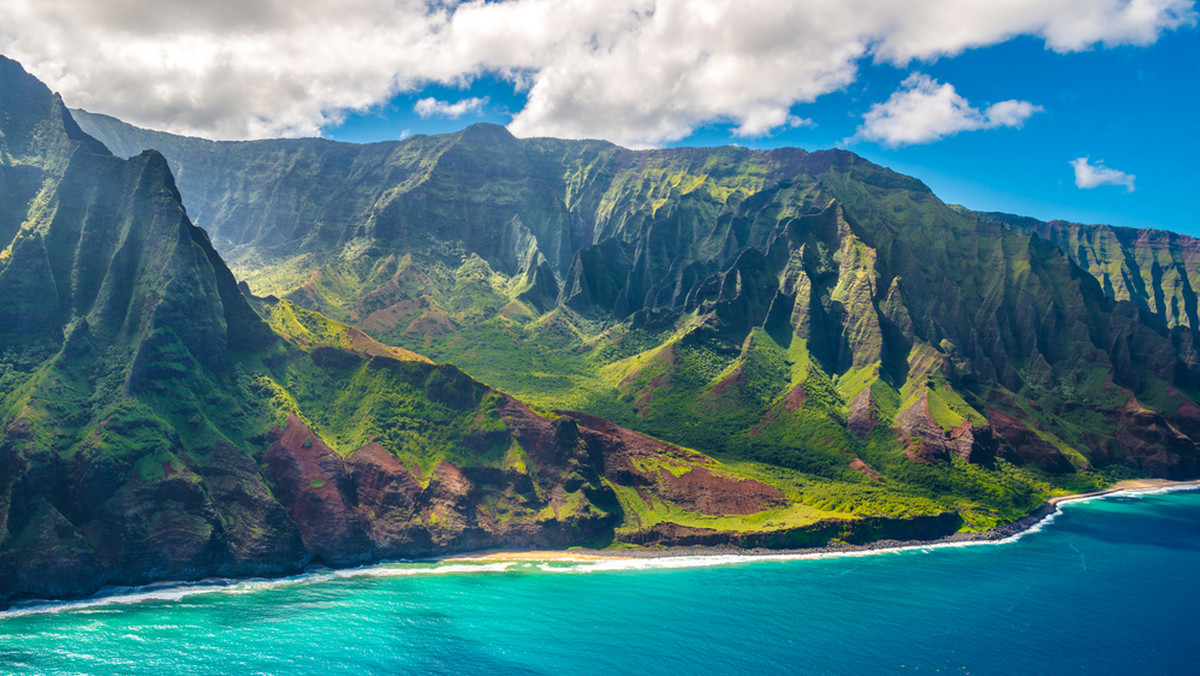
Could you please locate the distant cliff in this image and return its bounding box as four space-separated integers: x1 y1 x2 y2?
965 208 1200 331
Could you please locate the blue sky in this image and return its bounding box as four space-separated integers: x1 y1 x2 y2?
3 1 1196 234
327 28 1198 234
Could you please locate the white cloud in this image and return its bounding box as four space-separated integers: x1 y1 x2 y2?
1071 156 1136 191
0 0 1193 145
853 74 1042 146
414 96 488 119
732 112 814 138
984 99 1043 128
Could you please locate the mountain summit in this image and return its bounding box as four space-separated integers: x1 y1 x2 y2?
6 58 875 606
3 55 1199 605
73 106 1200 488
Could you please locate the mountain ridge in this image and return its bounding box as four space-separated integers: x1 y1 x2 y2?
6 56 897 606
70 104 1200 493
2 56 1197 606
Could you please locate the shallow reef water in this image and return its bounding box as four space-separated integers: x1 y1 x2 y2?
2 487 1198 675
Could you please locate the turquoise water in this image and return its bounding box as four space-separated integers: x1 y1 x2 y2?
3 488 1199 674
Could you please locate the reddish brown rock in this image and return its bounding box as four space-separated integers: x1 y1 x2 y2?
846 388 877 438
896 394 999 464
987 408 1075 473
345 442 426 552
656 467 785 516
262 414 373 566
562 410 783 516
849 458 883 482
1102 397 1200 477
199 443 308 571
421 461 485 548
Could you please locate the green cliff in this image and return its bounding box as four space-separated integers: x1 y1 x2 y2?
72 109 1200 504
3 56 1196 604
5 57 887 606
964 208 1200 332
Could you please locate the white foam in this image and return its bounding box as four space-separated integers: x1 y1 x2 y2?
1114 483 1199 497
5 483 1195 617
0 561 544 618
1052 483 1200 507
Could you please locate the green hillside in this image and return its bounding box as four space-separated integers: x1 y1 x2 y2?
73 108 1200 500
7 57 930 606
2 53 1196 605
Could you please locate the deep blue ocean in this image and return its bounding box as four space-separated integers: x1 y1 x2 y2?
2 488 1199 675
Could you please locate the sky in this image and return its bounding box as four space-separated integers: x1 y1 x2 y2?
2 0 1197 234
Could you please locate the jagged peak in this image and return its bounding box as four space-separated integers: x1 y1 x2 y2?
0 55 109 161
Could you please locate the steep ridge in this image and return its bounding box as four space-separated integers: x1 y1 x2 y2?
71 108 1200 506
2 57 891 607
966 208 1200 331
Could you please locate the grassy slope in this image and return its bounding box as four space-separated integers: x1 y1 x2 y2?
67 111 1200 532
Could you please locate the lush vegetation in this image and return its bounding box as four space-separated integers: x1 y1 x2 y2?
70 103 1200 534
19 51 1200 606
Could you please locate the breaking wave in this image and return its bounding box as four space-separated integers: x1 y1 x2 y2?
4 483 1196 618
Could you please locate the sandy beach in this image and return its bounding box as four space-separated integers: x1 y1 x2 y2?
451 550 633 562
447 478 1200 564
1046 478 1200 505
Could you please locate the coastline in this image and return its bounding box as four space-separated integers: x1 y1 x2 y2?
448 478 1200 563
1043 478 1198 504
4 478 1197 615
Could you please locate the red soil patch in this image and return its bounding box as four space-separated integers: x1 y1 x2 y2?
619 344 678 388
985 407 1074 473
634 374 668 418
759 383 808 427
846 389 877 439
404 310 454 340
782 383 809 410
561 411 784 516
262 414 372 560
347 326 431 363
357 298 425 331
1178 399 1200 420
849 458 882 482
161 462 196 479
6 417 31 439
565 410 700 460
656 466 785 515
709 366 746 397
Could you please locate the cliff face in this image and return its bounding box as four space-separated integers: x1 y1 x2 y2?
73 107 1200 492
5 55 1200 605
3 58 858 606
969 209 1200 331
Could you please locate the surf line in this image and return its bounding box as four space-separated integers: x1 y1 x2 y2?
448 480 1200 571
4 480 1197 618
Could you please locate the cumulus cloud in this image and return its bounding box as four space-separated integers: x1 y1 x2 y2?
0 0 1193 145
414 96 488 119
1071 156 1136 191
854 74 1042 146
